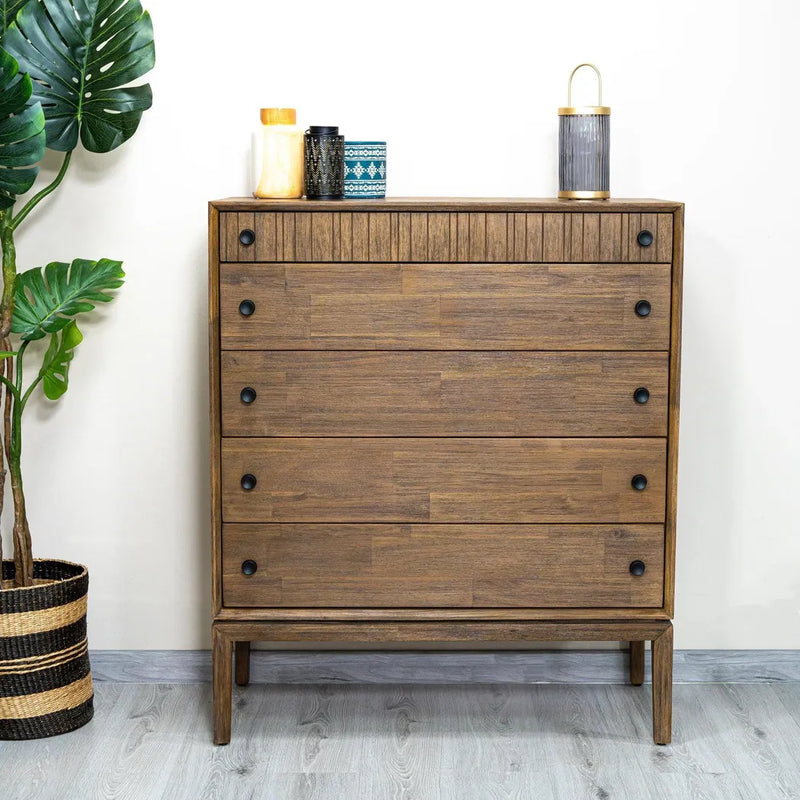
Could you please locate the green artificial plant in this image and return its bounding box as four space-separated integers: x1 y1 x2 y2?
0 0 154 588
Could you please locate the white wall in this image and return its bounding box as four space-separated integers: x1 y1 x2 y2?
2 0 798 649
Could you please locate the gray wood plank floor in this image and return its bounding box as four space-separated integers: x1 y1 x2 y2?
2 683 800 799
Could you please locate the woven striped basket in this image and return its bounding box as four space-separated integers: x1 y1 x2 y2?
0 560 94 739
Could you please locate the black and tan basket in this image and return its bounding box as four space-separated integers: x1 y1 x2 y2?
0 559 93 739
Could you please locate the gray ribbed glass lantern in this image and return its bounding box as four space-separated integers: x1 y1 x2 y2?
558 63 610 199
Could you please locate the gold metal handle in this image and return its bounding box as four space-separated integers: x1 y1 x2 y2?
567 63 603 107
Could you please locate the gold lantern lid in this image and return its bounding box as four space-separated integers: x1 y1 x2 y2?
558 63 610 116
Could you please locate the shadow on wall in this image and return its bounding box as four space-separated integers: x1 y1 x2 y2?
190 235 214 647
675 225 739 647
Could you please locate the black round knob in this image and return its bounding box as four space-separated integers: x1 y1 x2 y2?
629 560 646 577
634 387 650 404
239 229 256 246
239 299 256 317
635 300 651 317
637 230 654 247
240 387 257 404
631 474 648 491
241 473 257 491
241 559 258 576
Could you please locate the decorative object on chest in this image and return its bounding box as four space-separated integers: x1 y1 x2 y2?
303 126 345 199
344 141 387 198
209 197 684 746
559 63 611 199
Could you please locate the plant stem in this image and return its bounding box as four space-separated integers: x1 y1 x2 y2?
0 215 32 586
0 209 13 580
8 340 32 586
1 152 75 586
2 343 13 467
20 376 41 411
0 336 12 582
15 340 27 391
0 373 19 400
0 210 15 340
11 151 73 231
8 425 31 585
15 340 27 396
0 342 4 577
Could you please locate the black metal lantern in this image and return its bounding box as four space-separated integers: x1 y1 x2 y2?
304 126 345 199
558 63 610 199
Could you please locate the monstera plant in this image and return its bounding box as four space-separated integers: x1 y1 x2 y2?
0 0 154 741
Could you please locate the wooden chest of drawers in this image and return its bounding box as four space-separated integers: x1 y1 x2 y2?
209 197 684 745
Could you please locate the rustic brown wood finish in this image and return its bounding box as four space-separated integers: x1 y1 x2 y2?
209 197 684 746
219 262 671 351
219 209 673 263
221 351 669 437
222 523 665 608
221 437 668 523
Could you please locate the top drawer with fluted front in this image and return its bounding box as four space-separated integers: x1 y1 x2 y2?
219 211 673 263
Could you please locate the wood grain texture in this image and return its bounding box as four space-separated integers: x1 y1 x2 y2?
264 686 367 778
212 624 233 744
214 197 683 211
652 622 673 744
210 198 684 746
221 438 667 524
5 683 800 799
680 684 800 798
219 262 672 350
295 213 313 261
208 204 223 616
216 620 671 645
235 641 250 686
664 205 684 617
359 685 442 799
8 683 202 800
370 212 391 261
213 607 671 621
630 640 645 685
220 351 669 437
221 524 665 608
221 211 238 262
218 210 675 263
352 213 370 261
543 213 564 260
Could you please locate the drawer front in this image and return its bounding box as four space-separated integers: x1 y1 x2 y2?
221 351 669 437
222 523 665 608
221 438 667 523
220 211 673 263
220 262 671 350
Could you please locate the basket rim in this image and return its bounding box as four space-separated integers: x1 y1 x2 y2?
0 559 88 596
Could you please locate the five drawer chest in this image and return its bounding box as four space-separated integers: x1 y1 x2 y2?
208 197 684 745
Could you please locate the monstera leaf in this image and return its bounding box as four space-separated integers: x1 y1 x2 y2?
39 318 81 399
0 46 45 208
2 0 26 33
12 257 124 341
3 0 154 152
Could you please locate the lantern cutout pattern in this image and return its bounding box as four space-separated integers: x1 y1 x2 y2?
558 63 610 199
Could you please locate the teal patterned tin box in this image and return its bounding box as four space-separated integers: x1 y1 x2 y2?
344 141 386 198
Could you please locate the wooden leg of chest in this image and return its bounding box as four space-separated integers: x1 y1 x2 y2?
651 623 674 744
209 619 673 744
629 640 645 685
212 624 233 745
235 641 251 686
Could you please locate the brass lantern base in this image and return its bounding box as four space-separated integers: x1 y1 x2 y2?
558 190 611 200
